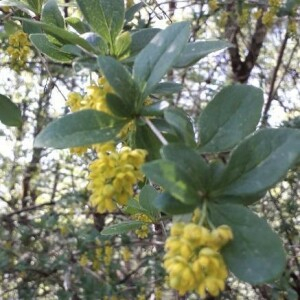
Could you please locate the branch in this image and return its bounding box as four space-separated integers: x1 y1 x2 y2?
262 31 289 126
0 201 55 220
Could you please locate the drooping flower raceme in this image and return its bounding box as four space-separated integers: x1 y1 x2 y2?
66 77 115 155
88 146 147 213
6 30 31 72
164 222 233 298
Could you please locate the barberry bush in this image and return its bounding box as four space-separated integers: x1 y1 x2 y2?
0 0 300 299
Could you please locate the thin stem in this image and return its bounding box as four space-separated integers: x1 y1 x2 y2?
141 117 168 146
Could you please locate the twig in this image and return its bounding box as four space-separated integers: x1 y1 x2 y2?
262 31 289 126
0 201 55 219
141 117 168 146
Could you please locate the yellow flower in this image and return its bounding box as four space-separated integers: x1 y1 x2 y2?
88 146 147 213
135 224 149 239
79 253 89 267
208 0 218 12
121 246 132 262
164 222 233 298
104 242 113 266
6 30 31 72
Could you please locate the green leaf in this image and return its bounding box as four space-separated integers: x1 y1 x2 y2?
139 185 160 220
16 18 97 53
133 123 161 160
41 0 64 28
161 144 210 192
214 128 300 197
76 0 124 46
26 0 44 14
4 20 21 35
174 40 232 68
128 28 160 58
101 221 144 235
30 34 74 62
209 203 286 284
142 160 200 205
152 82 182 95
65 17 90 34
106 94 133 118
154 192 196 215
115 31 131 59
133 22 190 97
34 109 127 149
164 107 196 146
198 85 264 153
98 56 140 113
23 19 43 34
125 2 145 23
0 94 22 127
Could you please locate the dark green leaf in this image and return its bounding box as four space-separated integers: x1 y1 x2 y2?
34 109 127 149
125 2 145 23
98 56 140 113
164 107 196 146
133 123 161 160
174 40 232 68
214 128 300 197
41 0 64 28
152 82 182 95
142 160 200 205
162 144 210 192
101 221 144 235
16 18 97 53
139 185 160 220
0 94 22 127
198 85 264 153
128 28 160 58
133 22 190 96
22 19 43 34
30 34 74 62
154 192 196 215
76 0 124 46
209 203 286 284
106 94 133 118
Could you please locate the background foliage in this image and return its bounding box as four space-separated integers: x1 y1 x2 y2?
0 0 299 299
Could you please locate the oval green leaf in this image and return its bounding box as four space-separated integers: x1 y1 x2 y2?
0 95 22 127
209 203 286 284
198 84 264 153
34 109 127 149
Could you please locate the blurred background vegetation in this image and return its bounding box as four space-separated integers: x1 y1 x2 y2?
0 0 299 299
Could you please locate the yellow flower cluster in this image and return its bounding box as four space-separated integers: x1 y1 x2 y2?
67 77 112 113
262 0 282 27
208 0 219 12
6 30 31 72
66 77 114 155
121 246 132 262
88 146 147 213
104 241 113 266
133 213 152 239
164 222 233 298
238 8 249 27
